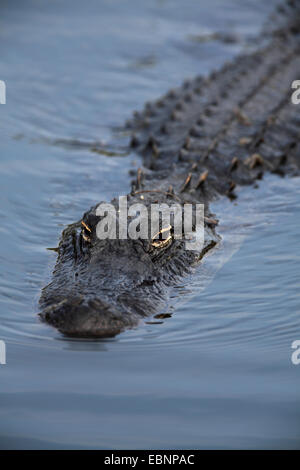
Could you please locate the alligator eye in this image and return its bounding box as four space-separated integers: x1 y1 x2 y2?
151 225 173 248
81 220 91 243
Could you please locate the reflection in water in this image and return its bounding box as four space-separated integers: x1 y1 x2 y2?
58 337 115 353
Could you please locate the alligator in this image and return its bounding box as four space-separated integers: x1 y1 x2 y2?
39 0 300 338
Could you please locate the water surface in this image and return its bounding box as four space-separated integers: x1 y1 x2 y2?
0 0 299 449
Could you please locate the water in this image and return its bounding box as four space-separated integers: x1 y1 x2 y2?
0 0 299 449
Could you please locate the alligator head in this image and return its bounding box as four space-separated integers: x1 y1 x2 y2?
39 194 219 337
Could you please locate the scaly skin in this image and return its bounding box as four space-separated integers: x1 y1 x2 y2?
39 0 300 337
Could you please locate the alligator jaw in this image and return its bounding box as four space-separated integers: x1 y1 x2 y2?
39 218 219 338
39 297 141 338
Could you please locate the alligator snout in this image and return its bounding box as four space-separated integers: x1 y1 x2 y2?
39 296 140 338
